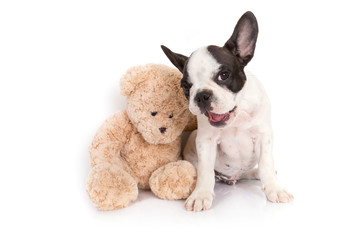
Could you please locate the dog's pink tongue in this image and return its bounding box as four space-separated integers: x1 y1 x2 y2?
209 112 227 122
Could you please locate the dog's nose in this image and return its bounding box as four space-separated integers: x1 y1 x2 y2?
195 90 213 112
159 127 167 134
195 90 212 103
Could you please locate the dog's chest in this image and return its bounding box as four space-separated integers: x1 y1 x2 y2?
214 126 259 180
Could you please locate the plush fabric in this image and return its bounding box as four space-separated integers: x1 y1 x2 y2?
86 64 197 210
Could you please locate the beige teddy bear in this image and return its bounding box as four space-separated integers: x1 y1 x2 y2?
86 64 197 210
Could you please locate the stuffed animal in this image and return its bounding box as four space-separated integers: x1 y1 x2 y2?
86 64 197 210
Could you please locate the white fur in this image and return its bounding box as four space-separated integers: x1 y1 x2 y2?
187 47 238 116
184 48 293 212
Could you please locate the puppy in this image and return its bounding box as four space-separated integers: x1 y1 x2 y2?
161 11 293 212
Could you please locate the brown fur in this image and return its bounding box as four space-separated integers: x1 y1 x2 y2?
86 64 197 210
150 161 197 200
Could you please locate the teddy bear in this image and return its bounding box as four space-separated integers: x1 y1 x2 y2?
86 63 197 210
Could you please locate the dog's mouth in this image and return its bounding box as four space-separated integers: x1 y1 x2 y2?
204 106 237 127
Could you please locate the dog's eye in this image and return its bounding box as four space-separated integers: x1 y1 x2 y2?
151 111 157 116
169 113 173 119
217 72 230 81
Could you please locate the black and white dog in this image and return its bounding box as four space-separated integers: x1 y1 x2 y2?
161 11 293 212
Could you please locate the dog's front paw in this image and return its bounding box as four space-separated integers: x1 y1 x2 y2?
185 190 215 212
263 184 294 203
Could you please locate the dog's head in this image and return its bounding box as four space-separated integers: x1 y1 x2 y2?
161 11 258 128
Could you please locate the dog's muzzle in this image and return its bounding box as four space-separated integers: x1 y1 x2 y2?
194 90 213 113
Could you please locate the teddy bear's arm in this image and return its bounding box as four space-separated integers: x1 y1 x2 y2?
89 110 133 167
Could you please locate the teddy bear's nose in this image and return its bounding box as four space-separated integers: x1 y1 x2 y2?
159 127 167 134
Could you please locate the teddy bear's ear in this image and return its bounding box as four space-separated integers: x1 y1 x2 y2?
120 65 150 96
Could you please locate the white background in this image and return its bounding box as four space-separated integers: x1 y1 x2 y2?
1 0 359 239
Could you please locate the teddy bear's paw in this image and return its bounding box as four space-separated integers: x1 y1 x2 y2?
149 160 197 200
86 163 138 210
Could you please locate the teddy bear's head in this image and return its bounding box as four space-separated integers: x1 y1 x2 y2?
120 64 189 145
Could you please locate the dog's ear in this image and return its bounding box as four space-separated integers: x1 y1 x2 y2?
161 45 188 73
224 11 258 66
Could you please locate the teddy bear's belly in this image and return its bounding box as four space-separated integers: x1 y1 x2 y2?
121 132 181 189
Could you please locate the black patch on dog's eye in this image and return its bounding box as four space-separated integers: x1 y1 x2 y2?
217 71 230 81
151 111 158 116
169 113 173 118
180 69 193 100
208 45 246 93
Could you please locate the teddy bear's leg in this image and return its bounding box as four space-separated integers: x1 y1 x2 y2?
86 163 138 210
149 160 197 200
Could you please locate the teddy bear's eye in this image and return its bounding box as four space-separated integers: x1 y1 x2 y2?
151 111 157 116
169 113 173 119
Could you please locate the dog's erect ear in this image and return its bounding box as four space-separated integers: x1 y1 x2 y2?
161 45 188 73
224 11 258 66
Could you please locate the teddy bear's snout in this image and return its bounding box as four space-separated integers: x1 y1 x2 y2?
159 127 167 134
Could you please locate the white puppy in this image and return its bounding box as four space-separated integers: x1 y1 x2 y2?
162 11 293 212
